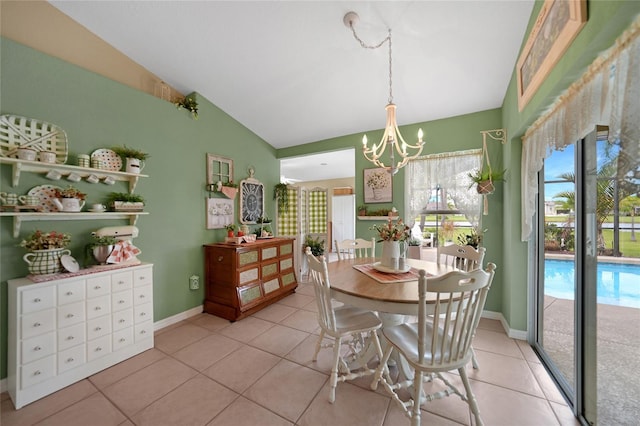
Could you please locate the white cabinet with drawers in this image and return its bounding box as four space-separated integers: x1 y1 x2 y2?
7 264 154 409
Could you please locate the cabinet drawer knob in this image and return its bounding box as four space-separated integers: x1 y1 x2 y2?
95 327 102 331
119 300 125 304
34 346 42 351
34 322 41 327
66 291 73 296
67 358 74 363
67 336 74 340
94 285 101 290
95 307 101 311
119 338 126 342
217 256 224 262
34 298 41 303
118 280 125 285
141 330 147 334
34 370 41 376
66 313 74 318
95 347 102 352
140 312 146 316
139 295 145 299
139 276 146 280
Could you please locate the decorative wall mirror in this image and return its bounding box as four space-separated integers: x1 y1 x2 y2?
239 166 264 224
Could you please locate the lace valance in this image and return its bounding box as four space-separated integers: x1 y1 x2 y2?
521 16 640 241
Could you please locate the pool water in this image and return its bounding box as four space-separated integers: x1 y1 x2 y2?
544 259 640 308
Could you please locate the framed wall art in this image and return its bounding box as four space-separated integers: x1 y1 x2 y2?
516 0 586 111
364 167 392 203
239 166 264 224
206 197 234 229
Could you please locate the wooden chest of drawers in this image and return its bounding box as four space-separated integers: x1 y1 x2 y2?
203 238 297 321
7 264 154 409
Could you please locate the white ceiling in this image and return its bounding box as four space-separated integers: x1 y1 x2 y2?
49 1 534 182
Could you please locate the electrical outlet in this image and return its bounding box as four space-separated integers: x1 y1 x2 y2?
189 275 199 290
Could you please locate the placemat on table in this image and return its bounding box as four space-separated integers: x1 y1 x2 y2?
353 263 425 284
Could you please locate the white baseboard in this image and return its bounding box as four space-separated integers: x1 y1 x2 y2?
482 310 527 340
153 305 203 331
0 378 6 394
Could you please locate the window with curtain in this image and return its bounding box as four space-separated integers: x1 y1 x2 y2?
406 149 483 230
521 16 640 241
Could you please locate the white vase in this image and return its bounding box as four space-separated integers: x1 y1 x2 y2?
125 157 145 174
23 248 71 275
381 241 400 269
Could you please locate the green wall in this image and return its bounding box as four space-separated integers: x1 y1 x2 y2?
0 39 279 379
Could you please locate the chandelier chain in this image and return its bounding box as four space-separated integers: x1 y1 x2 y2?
348 25 393 104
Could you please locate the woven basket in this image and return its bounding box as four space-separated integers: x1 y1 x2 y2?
0 115 68 163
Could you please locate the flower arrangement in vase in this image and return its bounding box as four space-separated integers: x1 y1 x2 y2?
371 217 411 270
53 186 86 212
225 223 236 237
370 217 410 242
112 145 150 174
20 230 71 275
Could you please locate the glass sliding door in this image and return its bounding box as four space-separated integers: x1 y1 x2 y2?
534 128 640 425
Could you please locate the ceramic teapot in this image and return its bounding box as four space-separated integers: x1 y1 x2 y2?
53 197 85 212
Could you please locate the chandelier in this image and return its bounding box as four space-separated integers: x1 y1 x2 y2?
344 11 424 176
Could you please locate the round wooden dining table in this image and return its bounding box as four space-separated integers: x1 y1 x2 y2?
326 257 457 315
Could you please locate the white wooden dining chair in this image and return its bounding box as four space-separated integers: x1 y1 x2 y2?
371 264 496 426
305 247 385 403
436 244 486 369
334 237 376 260
437 244 486 272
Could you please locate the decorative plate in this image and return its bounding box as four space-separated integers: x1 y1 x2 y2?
27 184 62 212
372 261 411 274
90 148 122 171
61 255 80 273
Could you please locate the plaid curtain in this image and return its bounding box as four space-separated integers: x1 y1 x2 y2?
278 187 298 235
308 189 327 233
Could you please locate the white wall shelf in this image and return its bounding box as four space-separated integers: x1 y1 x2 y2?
0 157 148 193
0 212 149 237
357 215 400 221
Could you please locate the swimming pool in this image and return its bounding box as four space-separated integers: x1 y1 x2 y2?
544 259 640 308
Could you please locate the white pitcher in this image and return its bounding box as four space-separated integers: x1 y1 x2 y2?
52 197 85 212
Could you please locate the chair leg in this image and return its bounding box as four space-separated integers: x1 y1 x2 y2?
459 367 483 426
329 336 342 403
471 346 479 369
411 371 423 426
312 330 325 362
371 345 393 391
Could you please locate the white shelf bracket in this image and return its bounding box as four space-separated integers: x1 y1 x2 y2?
129 176 139 193
129 215 138 226
13 216 22 238
12 162 22 187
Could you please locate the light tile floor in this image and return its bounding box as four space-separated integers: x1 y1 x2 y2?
1 279 580 426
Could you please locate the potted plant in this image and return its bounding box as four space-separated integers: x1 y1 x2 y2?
225 223 236 238
174 95 198 119
53 186 86 212
357 205 367 216
407 238 422 259
20 230 71 275
304 234 325 257
468 167 506 194
457 228 486 249
105 192 145 212
112 145 150 174
86 234 118 265
274 183 289 213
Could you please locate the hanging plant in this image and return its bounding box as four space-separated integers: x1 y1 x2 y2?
468 168 506 194
274 183 289 213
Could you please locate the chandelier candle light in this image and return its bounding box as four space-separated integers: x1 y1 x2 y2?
344 11 425 175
